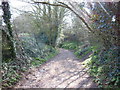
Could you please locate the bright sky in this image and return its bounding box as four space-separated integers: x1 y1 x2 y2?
0 0 119 24
9 0 32 19
1 0 119 19
9 0 27 8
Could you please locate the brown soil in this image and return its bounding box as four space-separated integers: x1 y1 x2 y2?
15 48 98 88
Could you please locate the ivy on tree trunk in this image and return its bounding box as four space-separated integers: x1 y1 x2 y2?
2 1 16 59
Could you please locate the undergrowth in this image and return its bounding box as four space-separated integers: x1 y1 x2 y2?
60 41 120 88
60 41 79 50
2 35 59 87
31 48 59 66
2 46 58 87
86 46 120 88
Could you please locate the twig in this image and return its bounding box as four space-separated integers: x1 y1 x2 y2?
33 1 94 33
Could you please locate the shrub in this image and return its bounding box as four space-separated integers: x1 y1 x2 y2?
87 46 120 88
60 41 78 50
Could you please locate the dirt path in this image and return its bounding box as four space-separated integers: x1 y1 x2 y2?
15 48 97 88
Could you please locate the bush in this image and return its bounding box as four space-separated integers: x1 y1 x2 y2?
60 41 78 50
74 46 92 59
87 46 120 88
2 34 58 87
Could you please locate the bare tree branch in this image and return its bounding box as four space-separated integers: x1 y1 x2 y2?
33 1 94 33
34 1 68 8
98 2 111 17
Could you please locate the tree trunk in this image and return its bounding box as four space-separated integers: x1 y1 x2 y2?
2 1 16 59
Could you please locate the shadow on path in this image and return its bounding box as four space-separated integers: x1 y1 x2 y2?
15 48 98 88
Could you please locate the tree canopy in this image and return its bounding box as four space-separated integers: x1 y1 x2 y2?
1 0 120 88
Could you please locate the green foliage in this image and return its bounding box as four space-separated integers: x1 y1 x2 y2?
60 41 78 50
74 45 120 88
30 3 67 47
89 2 119 49
31 48 58 67
74 46 92 59
2 34 58 87
2 1 16 62
31 58 46 66
86 46 120 88
60 41 92 59
2 63 21 87
2 1 120 89
61 41 120 88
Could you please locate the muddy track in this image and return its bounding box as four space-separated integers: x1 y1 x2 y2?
15 48 98 88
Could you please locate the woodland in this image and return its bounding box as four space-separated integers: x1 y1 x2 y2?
0 0 120 88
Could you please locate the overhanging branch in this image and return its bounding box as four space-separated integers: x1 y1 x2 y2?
34 1 68 8
33 1 94 33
